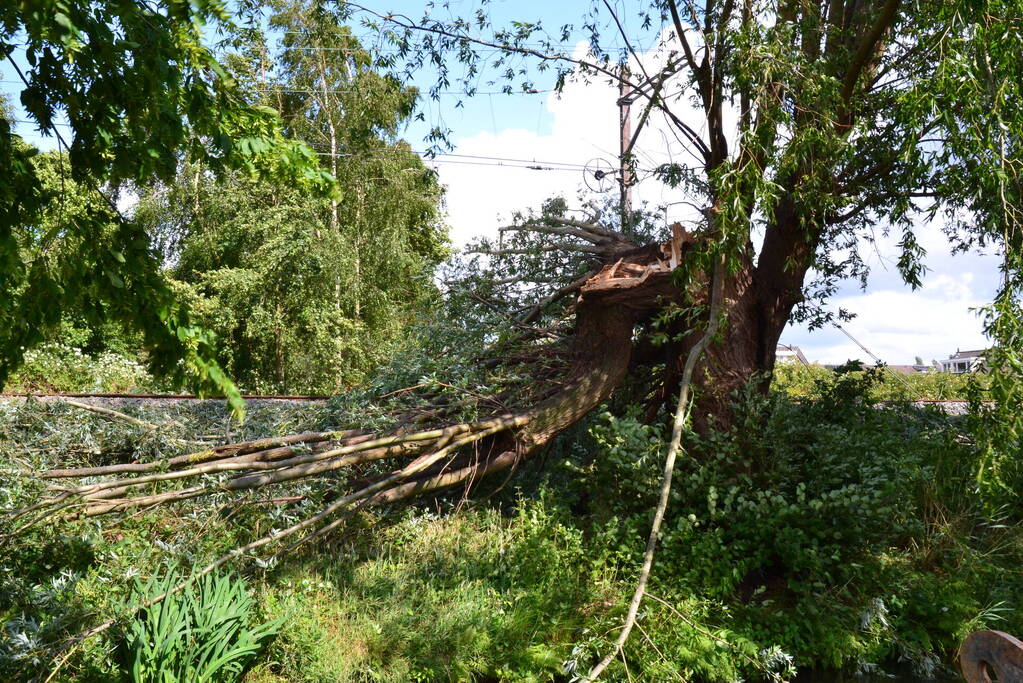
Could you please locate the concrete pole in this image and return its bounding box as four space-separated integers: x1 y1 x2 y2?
619 65 633 232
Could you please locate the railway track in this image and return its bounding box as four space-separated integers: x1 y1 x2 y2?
0 392 330 400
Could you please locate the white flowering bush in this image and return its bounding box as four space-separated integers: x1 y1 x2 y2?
5 343 157 393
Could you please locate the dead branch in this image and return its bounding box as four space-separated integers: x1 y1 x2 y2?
41 430 360 478
498 223 624 246
58 399 157 430
470 243 607 256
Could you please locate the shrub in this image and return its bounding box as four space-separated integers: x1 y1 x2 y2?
582 376 1022 678
5 342 157 393
771 361 987 401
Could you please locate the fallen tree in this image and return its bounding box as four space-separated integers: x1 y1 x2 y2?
7 0 1023 538
9 217 701 549
4 0 1023 675
3 213 732 671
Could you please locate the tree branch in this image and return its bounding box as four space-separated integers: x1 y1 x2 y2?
58 399 156 430
549 217 625 240
586 254 727 681
341 1 636 91
470 243 607 256
498 223 611 244
521 269 598 324
602 0 653 85
840 0 902 103
666 0 702 77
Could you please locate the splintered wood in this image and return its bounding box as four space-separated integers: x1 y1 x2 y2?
581 222 695 296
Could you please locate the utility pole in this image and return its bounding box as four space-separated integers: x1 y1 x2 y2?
618 65 633 232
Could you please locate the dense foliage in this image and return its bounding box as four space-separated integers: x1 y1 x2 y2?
3 3 447 397
582 376 1021 678
1 367 1018 680
771 362 988 402
2 1 1021 680
1 0 334 406
4 341 157 394
135 159 444 394
0 149 162 394
347 0 1023 445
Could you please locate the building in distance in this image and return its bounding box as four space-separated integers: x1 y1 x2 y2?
937 349 986 374
776 344 809 366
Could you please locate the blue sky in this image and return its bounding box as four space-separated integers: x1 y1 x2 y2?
2 0 1001 365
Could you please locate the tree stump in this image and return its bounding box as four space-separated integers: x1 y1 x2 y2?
960 630 1023 683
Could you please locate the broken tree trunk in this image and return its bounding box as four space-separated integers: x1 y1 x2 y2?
8 221 695 552
9 206 812 554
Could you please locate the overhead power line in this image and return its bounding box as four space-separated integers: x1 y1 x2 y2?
250 86 552 96
274 31 676 53
307 147 588 169
12 118 71 127
310 150 585 171
1 81 552 97
6 119 639 175
426 158 580 172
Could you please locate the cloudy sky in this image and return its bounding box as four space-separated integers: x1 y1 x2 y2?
2 0 1001 365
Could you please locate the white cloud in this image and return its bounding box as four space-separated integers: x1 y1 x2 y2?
832 288 985 362
433 35 711 246
433 74 618 245
782 203 1001 364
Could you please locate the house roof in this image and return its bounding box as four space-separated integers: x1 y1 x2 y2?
949 349 986 360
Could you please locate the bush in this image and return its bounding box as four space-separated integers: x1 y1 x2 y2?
1 376 1018 682
581 375 1022 678
771 361 987 401
5 342 157 393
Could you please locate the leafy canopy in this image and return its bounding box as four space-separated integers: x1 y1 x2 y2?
0 0 335 410
341 0 1023 463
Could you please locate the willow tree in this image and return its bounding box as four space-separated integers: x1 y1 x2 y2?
134 8 447 394
10 0 1023 637
343 0 1021 416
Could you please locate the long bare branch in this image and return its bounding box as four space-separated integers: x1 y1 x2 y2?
521 269 598 325
470 243 607 256
586 254 726 681
602 0 653 85
58 399 157 430
548 217 625 240
498 223 611 244
341 1 635 90
41 431 356 478
666 0 702 78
